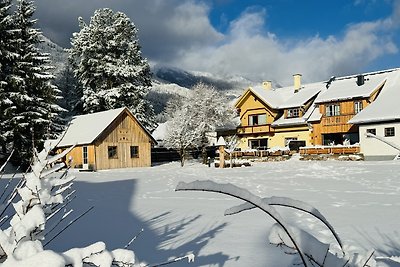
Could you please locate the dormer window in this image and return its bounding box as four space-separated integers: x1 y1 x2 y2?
287 108 300 118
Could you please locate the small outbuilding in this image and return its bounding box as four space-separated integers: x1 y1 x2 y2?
348 69 400 160
56 107 156 170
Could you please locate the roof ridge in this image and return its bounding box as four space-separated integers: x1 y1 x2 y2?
334 67 400 81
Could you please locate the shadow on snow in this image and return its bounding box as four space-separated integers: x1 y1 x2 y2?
46 179 232 266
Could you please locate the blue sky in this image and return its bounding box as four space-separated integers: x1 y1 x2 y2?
210 0 393 37
34 0 400 85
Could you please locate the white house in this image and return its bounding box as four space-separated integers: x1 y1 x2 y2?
348 68 400 160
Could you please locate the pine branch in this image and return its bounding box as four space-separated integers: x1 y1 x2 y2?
43 206 94 247
144 254 195 267
124 228 144 249
45 208 74 237
0 166 20 203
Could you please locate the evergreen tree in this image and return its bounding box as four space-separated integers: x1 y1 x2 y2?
0 0 17 153
69 8 156 131
55 62 83 118
1 0 63 165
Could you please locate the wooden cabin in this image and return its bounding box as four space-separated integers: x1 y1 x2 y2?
56 107 156 170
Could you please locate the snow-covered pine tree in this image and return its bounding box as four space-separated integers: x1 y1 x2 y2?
69 8 156 131
2 0 63 165
0 0 18 153
55 62 83 118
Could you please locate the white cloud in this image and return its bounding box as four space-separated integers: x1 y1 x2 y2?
172 7 399 85
34 0 400 85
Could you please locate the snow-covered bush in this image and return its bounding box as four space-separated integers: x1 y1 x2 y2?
176 180 376 267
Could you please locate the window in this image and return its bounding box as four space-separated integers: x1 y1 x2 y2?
108 146 118 159
385 127 395 137
326 104 340 117
287 108 300 118
366 128 376 136
82 146 88 165
249 114 267 126
354 101 363 114
130 146 139 158
249 138 268 150
285 137 298 146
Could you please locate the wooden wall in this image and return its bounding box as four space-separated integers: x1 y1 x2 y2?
312 99 368 145
94 112 152 170
59 145 95 169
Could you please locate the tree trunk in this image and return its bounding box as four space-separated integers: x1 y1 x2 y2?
201 145 207 164
179 148 185 167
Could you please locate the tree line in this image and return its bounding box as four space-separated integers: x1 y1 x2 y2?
0 0 234 167
0 1 156 166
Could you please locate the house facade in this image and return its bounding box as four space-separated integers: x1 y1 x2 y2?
234 75 322 150
348 69 400 160
311 72 386 145
234 68 400 157
56 107 156 170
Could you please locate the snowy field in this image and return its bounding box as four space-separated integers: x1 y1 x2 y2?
47 159 400 266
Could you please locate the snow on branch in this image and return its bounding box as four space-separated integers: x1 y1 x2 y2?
175 180 376 267
224 196 344 253
176 180 309 266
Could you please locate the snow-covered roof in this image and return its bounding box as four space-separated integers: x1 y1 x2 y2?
272 117 306 127
315 71 389 104
279 82 323 109
249 86 291 109
307 106 323 122
272 102 319 127
348 69 400 124
238 82 322 110
152 121 169 141
57 107 153 147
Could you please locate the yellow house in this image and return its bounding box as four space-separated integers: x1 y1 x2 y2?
235 69 395 153
235 75 322 150
56 107 156 170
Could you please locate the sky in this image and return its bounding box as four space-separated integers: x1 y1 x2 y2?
33 0 400 85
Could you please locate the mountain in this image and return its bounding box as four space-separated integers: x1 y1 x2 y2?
152 64 256 94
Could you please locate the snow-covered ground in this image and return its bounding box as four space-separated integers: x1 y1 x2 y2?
48 159 400 267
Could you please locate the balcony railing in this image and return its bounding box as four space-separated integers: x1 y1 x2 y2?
237 124 273 135
322 114 355 126
299 145 360 155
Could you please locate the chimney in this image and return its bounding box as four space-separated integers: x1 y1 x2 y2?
293 73 302 93
356 74 365 86
262 80 272 90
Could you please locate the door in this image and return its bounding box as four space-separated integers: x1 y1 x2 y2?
82 146 89 169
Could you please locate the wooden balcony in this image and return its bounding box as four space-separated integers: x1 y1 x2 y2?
322 114 355 126
237 124 273 135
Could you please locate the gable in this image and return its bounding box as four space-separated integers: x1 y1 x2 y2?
236 88 274 111
57 108 156 148
96 111 154 145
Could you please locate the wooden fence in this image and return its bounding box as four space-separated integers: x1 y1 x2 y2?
299 145 360 155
